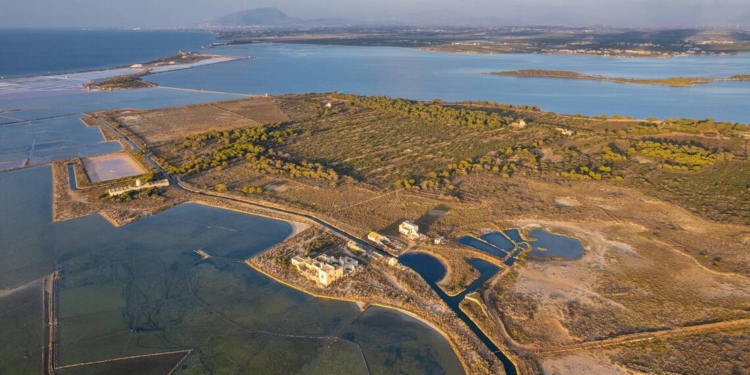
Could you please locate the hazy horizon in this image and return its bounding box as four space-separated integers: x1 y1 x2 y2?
0 0 748 28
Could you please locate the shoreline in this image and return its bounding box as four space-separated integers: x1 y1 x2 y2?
244 259 477 375
489 70 750 87
0 53 247 82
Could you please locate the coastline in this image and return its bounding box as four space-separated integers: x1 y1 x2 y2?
244 258 479 375
488 70 750 87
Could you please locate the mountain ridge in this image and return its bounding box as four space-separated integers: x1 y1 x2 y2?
204 7 346 27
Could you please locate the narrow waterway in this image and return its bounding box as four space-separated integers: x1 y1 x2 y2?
67 163 78 191
399 253 517 375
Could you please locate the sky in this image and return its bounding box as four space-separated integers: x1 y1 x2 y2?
0 0 748 28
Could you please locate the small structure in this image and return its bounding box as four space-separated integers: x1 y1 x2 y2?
368 232 389 245
325 102 333 108
292 255 359 286
388 257 399 267
399 221 420 239
130 64 143 68
433 236 445 245
108 179 169 197
511 119 527 129
347 241 366 253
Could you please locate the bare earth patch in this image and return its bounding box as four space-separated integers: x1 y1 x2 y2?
113 97 287 144
540 353 643 375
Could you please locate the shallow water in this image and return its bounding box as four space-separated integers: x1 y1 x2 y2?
457 236 509 258
0 115 122 167
150 43 750 123
480 232 516 252
527 228 584 260
81 153 145 183
398 252 513 374
0 166 463 374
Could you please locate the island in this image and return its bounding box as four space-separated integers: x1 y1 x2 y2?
490 69 750 87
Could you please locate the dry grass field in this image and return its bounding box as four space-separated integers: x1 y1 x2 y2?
111 97 287 145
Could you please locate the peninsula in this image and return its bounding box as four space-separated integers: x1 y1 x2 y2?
54 93 750 375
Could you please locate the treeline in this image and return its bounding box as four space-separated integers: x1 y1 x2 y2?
492 70 740 87
165 124 339 181
394 145 546 191
628 118 749 137
495 70 586 78
334 94 520 130
631 140 732 170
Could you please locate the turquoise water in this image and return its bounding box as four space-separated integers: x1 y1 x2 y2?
150 43 750 123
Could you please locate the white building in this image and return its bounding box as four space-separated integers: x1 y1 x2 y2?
292 255 359 286
399 221 420 239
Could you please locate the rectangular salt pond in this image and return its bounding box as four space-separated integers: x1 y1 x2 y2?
82 152 145 182
480 232 516 252
457 236 509 258
0 115 122 165
0 159 25 171
503 229 524 243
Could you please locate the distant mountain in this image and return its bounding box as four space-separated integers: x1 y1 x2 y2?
204 8 345 27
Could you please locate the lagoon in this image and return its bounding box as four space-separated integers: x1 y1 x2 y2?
150 43 750 123
0 167 463 374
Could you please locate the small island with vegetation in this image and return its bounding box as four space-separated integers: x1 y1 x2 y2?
490 69 750 87
86 75 156 90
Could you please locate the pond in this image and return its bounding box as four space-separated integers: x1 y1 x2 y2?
527 228 585 260
480 232 516 252
457 236 509 258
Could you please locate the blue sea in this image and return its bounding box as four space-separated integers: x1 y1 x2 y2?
0 29 215 77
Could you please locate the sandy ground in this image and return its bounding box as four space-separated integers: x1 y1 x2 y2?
263 182 289 192
554 197 582 207
81 153 145 183
286 221 311 241
540 353 645 375
503 219 750 346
